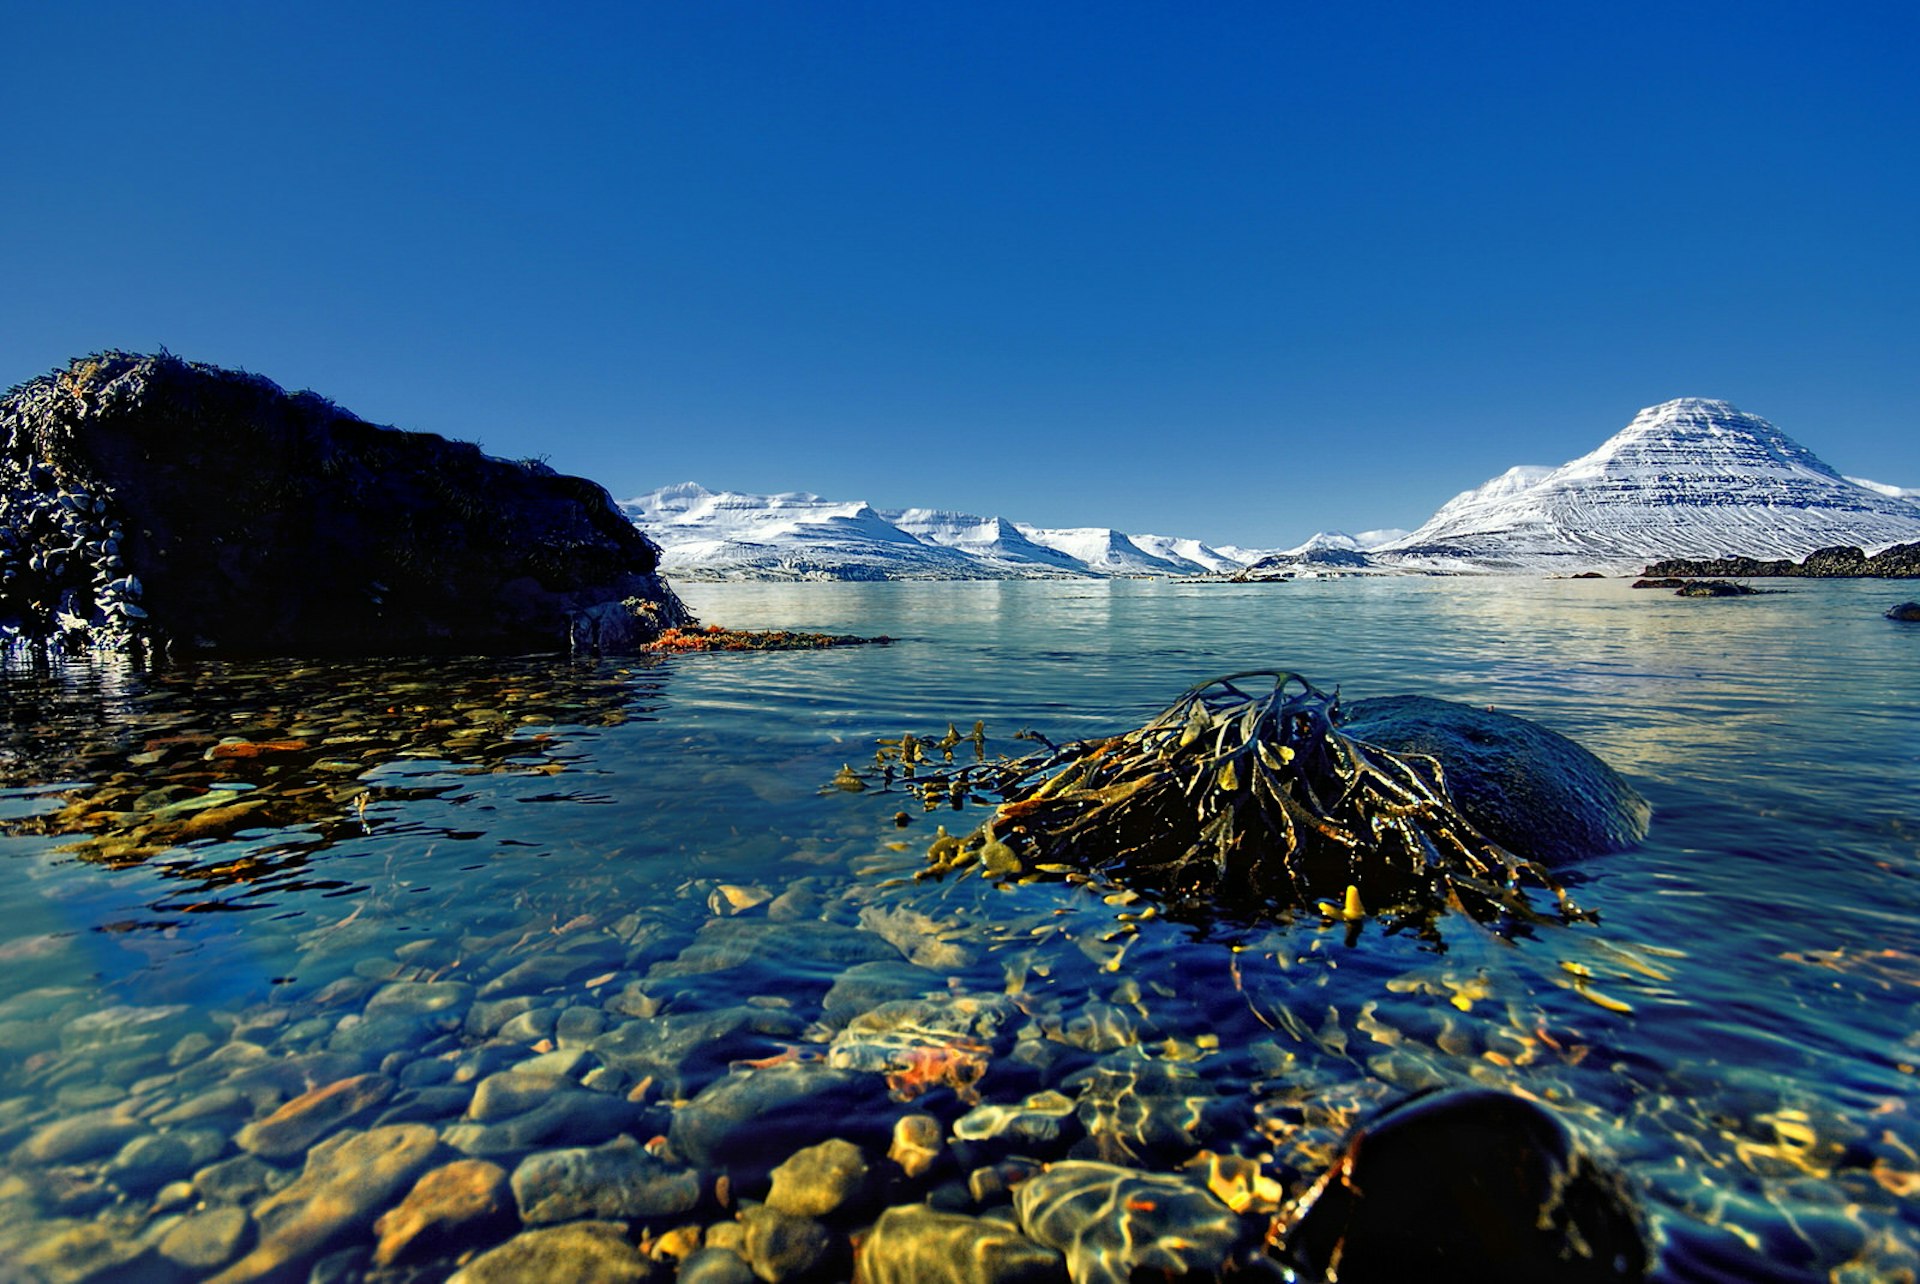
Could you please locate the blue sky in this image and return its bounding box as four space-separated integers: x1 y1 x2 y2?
4 3 1915 547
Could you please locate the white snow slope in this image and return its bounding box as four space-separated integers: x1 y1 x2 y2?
1375 399 1920 572
621 484 1260 580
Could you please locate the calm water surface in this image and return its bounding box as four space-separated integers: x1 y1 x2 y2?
1 577 1916 1280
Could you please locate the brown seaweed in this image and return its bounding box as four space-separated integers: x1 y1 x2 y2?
890 672 1586 933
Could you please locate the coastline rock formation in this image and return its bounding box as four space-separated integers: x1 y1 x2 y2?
0 352 689 656
1643 542 1920 580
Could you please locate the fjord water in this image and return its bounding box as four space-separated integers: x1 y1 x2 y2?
2 577 1916 1279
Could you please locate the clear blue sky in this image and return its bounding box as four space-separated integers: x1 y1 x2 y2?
4 2 1915 547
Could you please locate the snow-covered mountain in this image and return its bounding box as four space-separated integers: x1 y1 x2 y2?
1283 529 1411 556
623 402 1918 580
1374 399 1920 572
621 484 1264 580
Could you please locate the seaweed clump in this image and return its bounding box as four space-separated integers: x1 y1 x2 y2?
896 671 1586 933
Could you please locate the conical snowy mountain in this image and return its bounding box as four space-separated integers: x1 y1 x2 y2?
1376 399 1920 571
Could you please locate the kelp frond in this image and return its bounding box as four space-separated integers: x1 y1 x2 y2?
889 672 1586 933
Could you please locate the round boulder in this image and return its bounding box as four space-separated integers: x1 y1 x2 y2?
1283 1088 1648 1283
1339 696 1650 864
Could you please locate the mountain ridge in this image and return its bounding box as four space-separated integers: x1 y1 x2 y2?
624 400 1919 579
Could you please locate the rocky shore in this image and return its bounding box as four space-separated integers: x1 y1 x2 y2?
0 353 690 657
1642 542 1920 579
0 863 1655 1284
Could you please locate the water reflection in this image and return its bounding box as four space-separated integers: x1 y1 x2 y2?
0 655 669 919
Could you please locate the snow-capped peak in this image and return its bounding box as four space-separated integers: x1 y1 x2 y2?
1376 399 1920 570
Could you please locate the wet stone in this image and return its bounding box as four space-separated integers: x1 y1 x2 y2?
375 1083 473 1126
469 1070 568 1122
12 1111 143 1165
372 1158 513 1266
17 1219 153 1284
398 1057 455 1089
212 1123 439 1284
741 1204 842 1284
106 1132 199 1195
480 941 624 997
157 1206 253 1272
328 1012 442 1057
1282 1088 1649 1284
1014 1161 1252 1284
889 1113 947 1180
234 1072 394 1159
650 919 895 990
819 960 941 1024
668 1062 896 1185
678 1245 758 1284
466 995 539 1038
556 1004 607 1047
860 1203 1068 1284
497 1006 560 1044
592 1006 809 1098
194 1154 287 1205
954 1091 1080 1154
364 980 473 1020
513 1135 701 1225
448 1220 659 1284
443 1089 644 1158
765 1138 877 1220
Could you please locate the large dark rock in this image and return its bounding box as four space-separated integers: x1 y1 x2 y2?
1282 1088 1649 1284
1887 602 1920 622
1644 542 1920 579
1339 695 1650 864
0 351 689 655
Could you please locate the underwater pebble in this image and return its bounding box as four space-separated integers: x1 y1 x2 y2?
157 1206 253 1272
889 1113 946 1180
741 1204 843 1284
1014 1161 1252 1284
211 1123 438 1284
448 1219 658 1284
234 1072 394 1159
372 1158 513 1266
512 1135 701 1225
860 1203 1068 1284
765 1137 878 1219
12 1111 143 1165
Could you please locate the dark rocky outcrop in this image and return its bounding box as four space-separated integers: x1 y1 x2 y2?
1887 602 1920 622
1282 1088 1649 1283
1644 542 1920 580
1338 696 1650 865
1674 579 1760 598
1 351 689 656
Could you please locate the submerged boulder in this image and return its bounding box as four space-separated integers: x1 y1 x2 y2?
1282 1088 1649 1283
0 351 689 655
1339 695 1650 865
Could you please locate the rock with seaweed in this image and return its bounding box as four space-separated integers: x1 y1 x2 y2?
882 672 1632 933
1335 696 1649 865
0 351 690 657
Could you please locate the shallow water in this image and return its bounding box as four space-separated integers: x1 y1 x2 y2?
1 577 1916 1280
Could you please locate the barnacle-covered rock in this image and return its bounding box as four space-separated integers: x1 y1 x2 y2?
1 351 690 656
